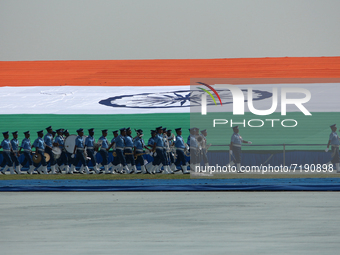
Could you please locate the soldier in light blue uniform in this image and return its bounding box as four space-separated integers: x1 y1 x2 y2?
189 128 200 170
162 127 173 171
144 130 156 174
63 129 73 167
147 130 156 149
200 129 209 168
108 128 130 174
33 130 48 174
229 126 252 172
108 130 120 174
174 128 190 174
166 129 177 171
10 131 21 174
70 128 91 174
0 131 15 174
85 128 100 174
325 124 340 172
98 129 111 174
44 126 57 174
133 129 148 174
151 126 172 174
124 127 137 173
54 128 68 174
187 128 193 165
19 131 35 174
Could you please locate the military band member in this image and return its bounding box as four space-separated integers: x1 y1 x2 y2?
98 129 111 174
151 126 172 174
133 129 148 174
174 128 190 174
63 129 73 167
160 127 170 173
325 124 340 172
108 130 119 174
19 131 35 174
70 128 91 174
44 126 57 174
144 130 156 174
33 130 48 174
109 128 130 174
200 129 209 168
166 129 177 171
229 126 252 173
189 128 200 171
124 127 138 173
54 128 69 174
147 130 156 149
85 128 101 174
10 131 21 174
0 131 15 174
187 128 192 165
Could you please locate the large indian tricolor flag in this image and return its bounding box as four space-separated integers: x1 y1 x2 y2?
0 57 339 150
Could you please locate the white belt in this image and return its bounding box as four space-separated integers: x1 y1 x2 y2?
12 150 18 152
176 148 185 151
156 146 164 149
38 149 44 152
77 148 84 151
331 145 339 148
100 148 108 151
124 147 133 150
116 147 124 150
3 149 10 152
24 149 31 152
136 149 143 152
87 147 94 149
233 144 242 148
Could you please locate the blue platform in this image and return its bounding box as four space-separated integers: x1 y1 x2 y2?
1 178 340 191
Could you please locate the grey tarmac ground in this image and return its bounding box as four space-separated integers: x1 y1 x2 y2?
1 192 340 255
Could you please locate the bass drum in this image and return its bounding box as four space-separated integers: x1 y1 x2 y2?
64 135 88 154
52 147 62 159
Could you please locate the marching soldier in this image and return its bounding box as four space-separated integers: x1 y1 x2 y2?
98 129 110 174
108 128 130 174
151 126 172 174
325 124 340 172
10 131 21 174
54 128 69 174
124 127 138 173
159 127 169 173
147 130 157 149
44 126 57 174
200 129 209 168
85 128 101 174
189 128 199 171
70 128 91 174
174 128 190 174
108 130 119 173
19 131 35 174
166 129 177 172
133 129 149 174
229 126 252 173
63 129 72 167
144 130 156 174
33 130 48 174
0 131 15 174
